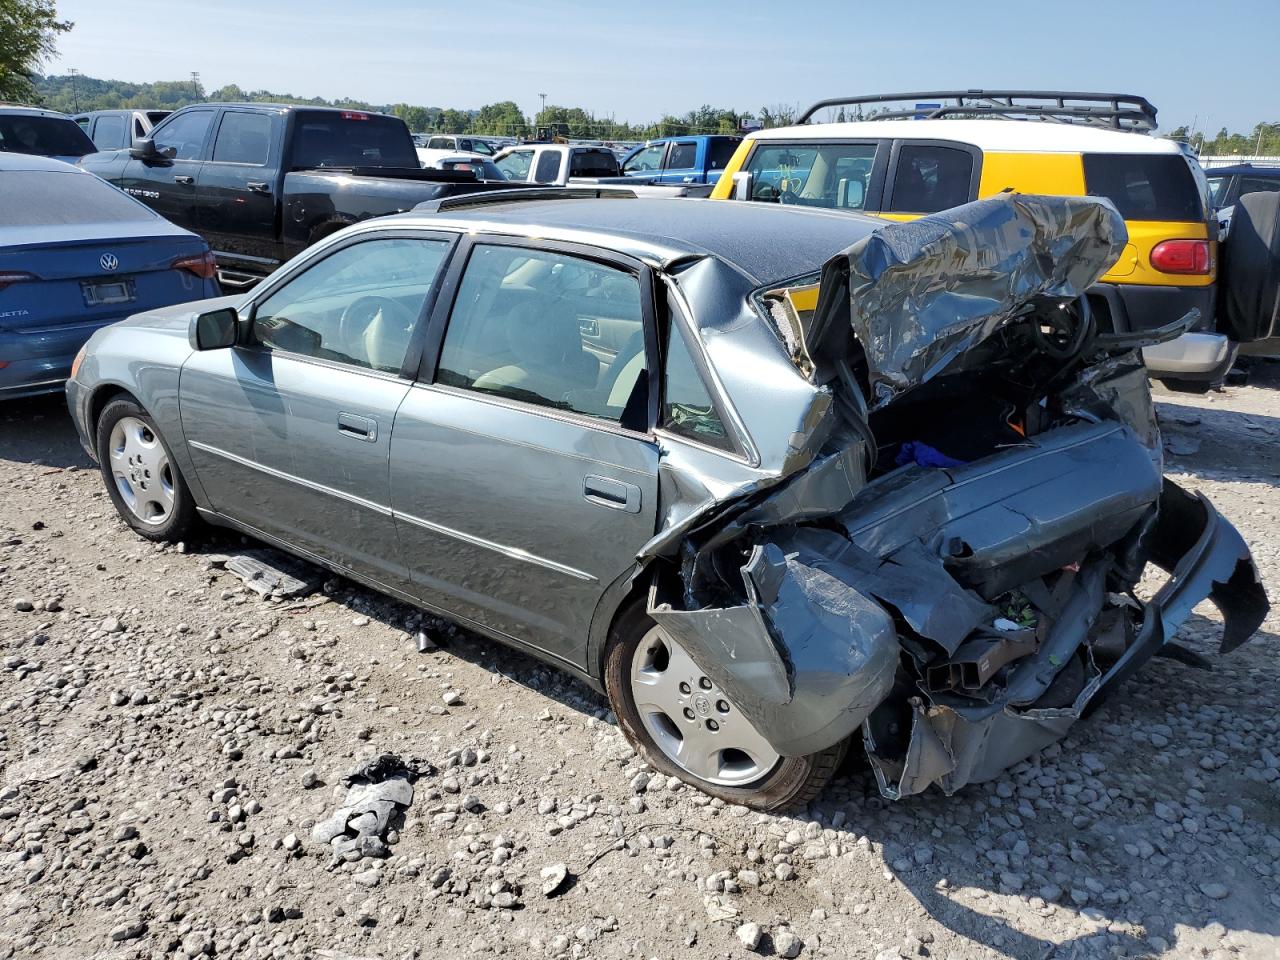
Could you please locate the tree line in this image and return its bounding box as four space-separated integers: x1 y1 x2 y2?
1167 124 1280 158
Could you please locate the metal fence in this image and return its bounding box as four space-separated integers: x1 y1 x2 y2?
1199 155 1280 168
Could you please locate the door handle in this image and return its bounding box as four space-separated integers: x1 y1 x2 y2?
247 180 271 194
175 175 195 185
583 475 641 513
337 412 378 442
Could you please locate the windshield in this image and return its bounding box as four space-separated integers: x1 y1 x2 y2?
743 142 877 210
289 111 417 169
0 114 96 158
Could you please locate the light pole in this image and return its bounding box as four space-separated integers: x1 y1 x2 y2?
538 92 547 117
1255 121 1279 157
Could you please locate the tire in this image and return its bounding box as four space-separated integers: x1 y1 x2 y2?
1218 191 1280 343
95 397 198 543
603 600 847 811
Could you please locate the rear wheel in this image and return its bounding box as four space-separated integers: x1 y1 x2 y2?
604 601 846 810
96 397 197 542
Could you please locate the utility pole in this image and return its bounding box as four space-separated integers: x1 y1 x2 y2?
191 71 201 100
68 68 80 112
1255 121 1278 157
538 92 547 117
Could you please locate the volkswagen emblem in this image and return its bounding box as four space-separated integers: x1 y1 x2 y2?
100 253 119 272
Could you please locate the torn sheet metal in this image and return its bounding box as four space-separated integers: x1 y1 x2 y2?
810 193 1127 408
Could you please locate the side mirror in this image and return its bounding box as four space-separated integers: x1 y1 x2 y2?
731 171 753 201
129 137 162 161
191 307 238 351
838 177 865 208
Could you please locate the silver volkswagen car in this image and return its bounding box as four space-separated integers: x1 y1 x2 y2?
67 191 1267 810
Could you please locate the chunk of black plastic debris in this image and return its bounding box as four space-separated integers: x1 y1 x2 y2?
224 549 319 599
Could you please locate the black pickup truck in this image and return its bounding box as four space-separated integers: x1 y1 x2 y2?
80 104 528 287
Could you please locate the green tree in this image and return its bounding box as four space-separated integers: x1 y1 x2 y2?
472 100 526 137
0 0 71 102
436 108 471 134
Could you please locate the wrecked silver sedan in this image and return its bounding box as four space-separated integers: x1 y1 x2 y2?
67 192 1268 810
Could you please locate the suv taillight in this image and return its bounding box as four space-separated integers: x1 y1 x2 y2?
172 250 217 280
0 271 37 292
1150 239 1211 275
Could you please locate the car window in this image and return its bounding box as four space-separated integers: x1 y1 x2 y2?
470 139 495 156
743 142 878 210
1206 174 1232 207
1237 176 1280 198
886 144 973 213
428 137 451 149
0 114 96 157
290 111 418 169
437 244 647 424
133 117 146 141
1082 153 1204 222
151 109 215 161
534 150 562 183
91 114 126 150
623 143 666 174
212 111 272 165
663 320 731 451
569 149 618 177
666 142 697 170
709 138 739 170
251 238 448 374
496 149 533 180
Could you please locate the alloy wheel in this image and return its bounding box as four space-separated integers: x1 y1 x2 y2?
108 416 174 526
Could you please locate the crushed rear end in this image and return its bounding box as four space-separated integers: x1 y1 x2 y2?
645 193 1267 799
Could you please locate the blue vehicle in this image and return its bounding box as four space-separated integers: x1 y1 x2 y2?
0 154 220 399
620 135 741 185
0 105 96 164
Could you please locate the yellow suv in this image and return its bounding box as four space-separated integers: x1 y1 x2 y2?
711 91 1235 389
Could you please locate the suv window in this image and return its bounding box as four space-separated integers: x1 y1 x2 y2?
496 149 533 181
91 114 127 150
623 143 666 174
1237 176 1280 198
887 144 973 213
1082 153 1204 222
152 109 215 161
437 244 646 424
212 112 272 165
663 321 730 451
252 238 448 374
666 142 697 170
534 150 562 183
743 142 878 209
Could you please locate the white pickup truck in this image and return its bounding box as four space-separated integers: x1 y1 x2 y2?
492 143 714 196
416 134 498 169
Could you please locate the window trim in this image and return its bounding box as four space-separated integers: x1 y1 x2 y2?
415 232 662 437
208 108 276 168
238 226 462 378
883 138 983 214
739 137 891 211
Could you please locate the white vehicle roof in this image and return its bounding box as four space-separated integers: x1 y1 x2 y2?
748 119 1183 156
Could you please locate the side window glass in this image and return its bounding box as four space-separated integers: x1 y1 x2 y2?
743 142 877 208
1238 177 1280 196
212 112 272 165
709 138 739 169
437 244 646 424
496 150 533 180
92 115 126 150
663 320 731 450
251 238 448 373
428 137 450 149
623 143 666 173
887 144 973 213
666 142 697 170
533 150 562 183
151 110 215 161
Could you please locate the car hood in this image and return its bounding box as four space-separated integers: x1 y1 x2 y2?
113 293 244 337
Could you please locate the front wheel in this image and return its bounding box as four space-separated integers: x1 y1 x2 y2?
604 602 846 811
96 397 198 542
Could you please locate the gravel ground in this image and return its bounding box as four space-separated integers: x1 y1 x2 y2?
1 367 1277 960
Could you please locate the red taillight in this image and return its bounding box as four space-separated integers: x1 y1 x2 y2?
341 111 369 121
172 250 217 280
0 270 37 292
1149 239 1211 275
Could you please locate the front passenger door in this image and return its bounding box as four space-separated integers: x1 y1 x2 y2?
180 232 455 589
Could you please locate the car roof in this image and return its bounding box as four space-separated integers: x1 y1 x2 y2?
747 119 1185 155
1203 163 1280 176
393 197 881 284
0 152 84 173
0 104 73 119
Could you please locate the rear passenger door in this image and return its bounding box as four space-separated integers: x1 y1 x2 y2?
197 109 281 268
119 108 216 229
655 140 699 183
881 141 981 216
389 237 660 667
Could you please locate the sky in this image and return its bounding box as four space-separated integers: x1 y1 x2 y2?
45 0 1280 135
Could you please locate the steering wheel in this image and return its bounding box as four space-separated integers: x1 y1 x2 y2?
337 296 416 362
1028 298 1093 361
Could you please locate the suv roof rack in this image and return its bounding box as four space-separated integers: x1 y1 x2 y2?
414 185 638 214
798 90 1158 132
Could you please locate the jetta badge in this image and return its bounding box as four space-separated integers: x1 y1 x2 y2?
100 253 119 272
